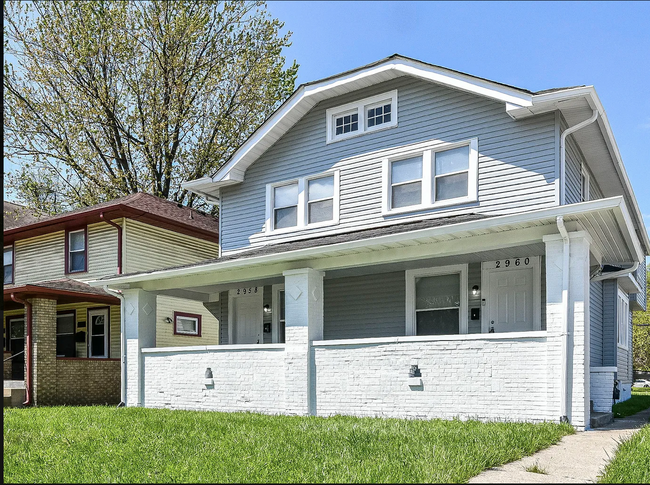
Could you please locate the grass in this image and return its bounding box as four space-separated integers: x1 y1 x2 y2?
612 387 650 418
3 406 574 483
525 461 548 474
598 424 650 483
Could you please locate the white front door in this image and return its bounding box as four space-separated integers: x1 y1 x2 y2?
229 288 263 344
482 257 540 333
88 307 109 358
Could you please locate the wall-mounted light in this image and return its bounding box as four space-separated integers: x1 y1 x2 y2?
164 317 173 324
263 304 272 314
472 285 480 297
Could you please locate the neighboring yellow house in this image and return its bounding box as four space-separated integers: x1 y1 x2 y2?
3 193 220 406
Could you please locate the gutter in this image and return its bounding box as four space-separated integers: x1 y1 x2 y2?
100 212 122 274
10 294 32 406
560 110 598 205
591 262 639 282
104 286 126 406
556 216 570 423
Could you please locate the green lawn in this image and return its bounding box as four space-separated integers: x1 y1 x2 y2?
612 387 650 418
3 407 574 483
598 423 650 483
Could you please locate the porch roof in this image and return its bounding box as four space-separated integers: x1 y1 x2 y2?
89 197 643 297
4 278 120 311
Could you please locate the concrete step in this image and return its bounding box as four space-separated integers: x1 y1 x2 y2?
591 411 614 428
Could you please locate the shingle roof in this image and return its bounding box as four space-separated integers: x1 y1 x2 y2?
3 201 42 230
25 278 117 297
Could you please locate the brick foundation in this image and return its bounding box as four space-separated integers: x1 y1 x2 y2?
53 359 121 405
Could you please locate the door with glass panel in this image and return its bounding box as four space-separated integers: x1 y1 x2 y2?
8 317 25 379
88 308 109 358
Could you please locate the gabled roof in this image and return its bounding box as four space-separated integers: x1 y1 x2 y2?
3 201 42 230
4 278 120 310
4 193 219 244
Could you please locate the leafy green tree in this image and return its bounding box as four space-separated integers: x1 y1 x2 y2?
633 270 650 371
4 0 298 214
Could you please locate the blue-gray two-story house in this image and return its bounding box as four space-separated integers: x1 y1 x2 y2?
93 55 648 430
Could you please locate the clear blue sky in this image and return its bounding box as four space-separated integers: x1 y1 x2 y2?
266 0 650 239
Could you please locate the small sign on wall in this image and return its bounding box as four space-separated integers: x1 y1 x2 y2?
487 257 534 270
234 286 259 296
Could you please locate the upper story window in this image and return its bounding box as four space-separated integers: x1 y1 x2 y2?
326 90 397 143
4 245 14 284
66 228 87 274
383 139 478 215
267 171 340 233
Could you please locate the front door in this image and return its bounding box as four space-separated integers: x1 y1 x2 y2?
229 288 263 344
88 308 109 358
482 257 540 333
9 317 25 380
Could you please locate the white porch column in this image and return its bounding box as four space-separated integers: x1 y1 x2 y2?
282 268 324 415
544 231 591 429
122 288 157 407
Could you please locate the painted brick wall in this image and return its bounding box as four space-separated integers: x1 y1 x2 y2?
142 346 286 413
312 336 552 422
53 359 120 405
590 368 615 412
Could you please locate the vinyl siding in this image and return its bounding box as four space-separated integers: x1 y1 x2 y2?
602 280 617 367
561 117 603 204
220 76 558 254
124 219 218 274
590 280 604 366
155 295 219 347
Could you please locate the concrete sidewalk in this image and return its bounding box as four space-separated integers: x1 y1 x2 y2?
469 407 650 484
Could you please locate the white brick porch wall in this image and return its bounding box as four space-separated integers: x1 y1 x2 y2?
142 345 286 413
312 333 552 422
590 367 615 412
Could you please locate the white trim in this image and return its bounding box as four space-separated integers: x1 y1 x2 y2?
266 170 340 234
142 343 286 353
88 307 109 359
271 283 285 344
480 256 541 333
228 287 264 345
617 287 629 350
383 138 478 216
591 366 618 373
581 163 590 202
326 90 398 143
405 263 468 336
174 314 200 336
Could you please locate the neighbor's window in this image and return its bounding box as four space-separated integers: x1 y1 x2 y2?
4 245 14 284
406 264 468 336
56 312 76 358
267 171 339 232
385 139 478 214
67 228 87 273
617 289 629 348
326 90 397 143
174 312 201 337
581 165 590 202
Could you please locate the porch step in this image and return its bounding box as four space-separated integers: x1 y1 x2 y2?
3 381 26 408
590 411 614 428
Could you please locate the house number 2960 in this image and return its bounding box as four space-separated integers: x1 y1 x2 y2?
495 258 529 269
236 287 258 295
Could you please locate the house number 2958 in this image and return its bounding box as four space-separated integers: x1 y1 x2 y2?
495 258 529 269
236 287 258 295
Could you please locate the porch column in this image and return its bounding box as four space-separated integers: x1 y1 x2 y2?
544 231 591 429
122 288 157 407
282 268 324 416
29 297 58 405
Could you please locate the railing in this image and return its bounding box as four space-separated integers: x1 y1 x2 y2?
3 350 24 362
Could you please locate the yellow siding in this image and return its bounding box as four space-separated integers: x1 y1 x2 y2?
124 219 218 274
3 303 119 357
85 221 120 282
155 295 220 347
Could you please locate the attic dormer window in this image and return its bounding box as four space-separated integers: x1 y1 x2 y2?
326 90 397 143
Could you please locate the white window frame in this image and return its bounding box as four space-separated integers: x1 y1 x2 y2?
617 288 629 349
266 170 340 234
174 313 201 336
326 90 398 143
405 264 468 336
580 164 590 202
382 138 479 216
271 284 285 344
88 307 109 359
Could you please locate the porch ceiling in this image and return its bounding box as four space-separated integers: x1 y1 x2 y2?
89 197 642 299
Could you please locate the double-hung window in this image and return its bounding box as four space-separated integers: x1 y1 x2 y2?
66 228 87 273
617 289 629 349
4 245 14 284
56 311 76 357
384 139 478 214
174 312 201 337
267 171 339 232
326 90 398 143
406 264 468 336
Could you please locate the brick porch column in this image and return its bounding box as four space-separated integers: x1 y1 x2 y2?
544 231 591 429
122 289 157 407
282 268 324 416
29 297 58 405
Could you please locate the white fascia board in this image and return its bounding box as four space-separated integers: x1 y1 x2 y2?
89 196 636 288
206 58 533 188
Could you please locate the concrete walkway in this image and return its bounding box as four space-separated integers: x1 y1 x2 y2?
469 407 650 484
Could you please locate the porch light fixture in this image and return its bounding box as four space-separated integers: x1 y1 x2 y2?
164 317 173 324
263 304 272 314
472 285 480 297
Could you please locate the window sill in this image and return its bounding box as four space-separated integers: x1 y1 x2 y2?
266 220 340 236
383 196 477 217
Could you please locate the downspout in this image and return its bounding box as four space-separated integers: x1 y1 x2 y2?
556 216 570 423
10 294 32 406
104 286 126 407
100 212 122 275
560 110 599 205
